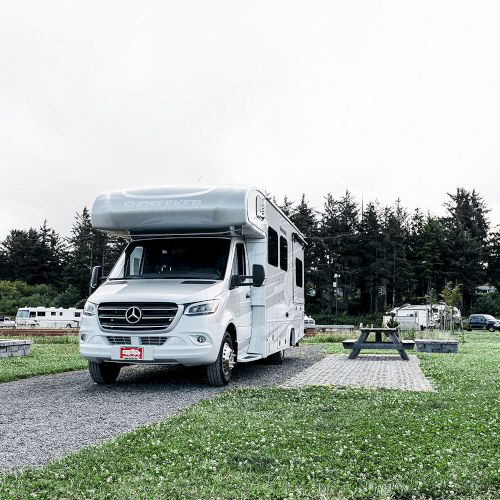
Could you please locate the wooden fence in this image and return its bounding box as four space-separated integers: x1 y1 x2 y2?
0 328 78 337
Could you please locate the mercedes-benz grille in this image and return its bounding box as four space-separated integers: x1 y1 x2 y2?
98 303 178 331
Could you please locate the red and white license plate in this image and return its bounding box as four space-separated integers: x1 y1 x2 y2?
119 347 143 360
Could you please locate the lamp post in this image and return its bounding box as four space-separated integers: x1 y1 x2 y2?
334 273 341 321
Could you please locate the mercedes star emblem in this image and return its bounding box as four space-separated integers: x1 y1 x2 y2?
125 306 142 324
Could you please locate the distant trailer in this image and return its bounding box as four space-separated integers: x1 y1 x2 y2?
388 303 461 331
16 307 82 328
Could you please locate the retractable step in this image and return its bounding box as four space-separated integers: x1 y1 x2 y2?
237 353 263 363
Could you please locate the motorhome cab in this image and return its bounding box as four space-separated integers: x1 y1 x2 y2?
16 307 82 328
80 185 306 386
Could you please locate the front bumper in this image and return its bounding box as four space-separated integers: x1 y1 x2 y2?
79 313 223 366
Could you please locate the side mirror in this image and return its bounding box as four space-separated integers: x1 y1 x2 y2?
230 275 242 290
252 264 265 287
90 266 103 292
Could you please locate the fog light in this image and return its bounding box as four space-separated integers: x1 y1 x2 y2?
196 335 207 344
80 333 87 342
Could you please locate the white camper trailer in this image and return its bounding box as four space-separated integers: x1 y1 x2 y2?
79 185 306 386
388 303 462 331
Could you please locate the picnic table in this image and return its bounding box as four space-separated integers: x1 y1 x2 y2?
342 327 415 360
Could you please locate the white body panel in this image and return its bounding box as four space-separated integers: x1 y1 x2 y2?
80 185 305 367
16 307 82 328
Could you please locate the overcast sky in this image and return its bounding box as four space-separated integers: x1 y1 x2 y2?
1 1 499 240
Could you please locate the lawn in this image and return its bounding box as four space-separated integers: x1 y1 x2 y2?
0 333 498 499
0 336 86 383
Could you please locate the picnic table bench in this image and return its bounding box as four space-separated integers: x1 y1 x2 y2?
342 327 415 360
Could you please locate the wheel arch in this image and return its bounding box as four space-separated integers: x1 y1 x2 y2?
225 322 237 357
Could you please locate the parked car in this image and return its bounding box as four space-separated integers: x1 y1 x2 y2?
0 316 16 328
467 314 500 332
304 315 316 327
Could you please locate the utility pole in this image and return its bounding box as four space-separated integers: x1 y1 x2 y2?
334 273 341 322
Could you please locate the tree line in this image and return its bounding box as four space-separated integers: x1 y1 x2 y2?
0 187 499 318
0 209 125 315
279 187 500 318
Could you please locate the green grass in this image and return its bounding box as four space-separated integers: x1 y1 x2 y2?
0 336 86 383
0 334 498 499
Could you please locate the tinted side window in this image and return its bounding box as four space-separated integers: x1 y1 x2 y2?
37 311 46 317
295 258 303 287
268 227 278 267
280 236 288 271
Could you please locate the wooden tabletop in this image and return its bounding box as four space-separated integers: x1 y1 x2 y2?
360 327 398 333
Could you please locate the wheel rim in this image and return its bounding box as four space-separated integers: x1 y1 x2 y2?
221 341 235 377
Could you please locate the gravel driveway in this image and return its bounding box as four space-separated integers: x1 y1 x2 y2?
0 346 322 472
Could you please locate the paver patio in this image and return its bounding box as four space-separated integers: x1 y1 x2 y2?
284 354 434 391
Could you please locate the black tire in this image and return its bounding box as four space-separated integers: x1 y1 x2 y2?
267 349 285 365
207 333 235 387
66 323 73 328
88 361 121 384
488 326 495 332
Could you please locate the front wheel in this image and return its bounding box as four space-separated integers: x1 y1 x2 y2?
88 361 121 384
488 326 496 332
207 333 235 386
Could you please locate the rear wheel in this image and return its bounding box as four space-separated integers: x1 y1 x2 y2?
268 349 285 365
88 361 121 384
207 333 235 386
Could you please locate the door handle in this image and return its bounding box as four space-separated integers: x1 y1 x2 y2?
286 312 289 318
246 292 251 299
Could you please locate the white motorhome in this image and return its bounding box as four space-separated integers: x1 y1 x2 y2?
79 185 306 386
16 307 82 328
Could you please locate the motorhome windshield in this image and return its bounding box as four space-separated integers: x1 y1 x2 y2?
108 238 231 280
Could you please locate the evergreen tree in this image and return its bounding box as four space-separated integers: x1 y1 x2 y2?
64 208 128 299
408 213 446 299
65 208 108 298
319 191 360 314
30 221 66 287
289 195 321 311
380 201 412 308
358 202 385 313
279 196 294 217
443 188 490 309
486 229 500 288
1 228 42 284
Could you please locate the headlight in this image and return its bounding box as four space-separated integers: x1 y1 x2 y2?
184 300 219 316
83 301 97 316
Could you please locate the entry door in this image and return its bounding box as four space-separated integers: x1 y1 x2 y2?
228 243 252 353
